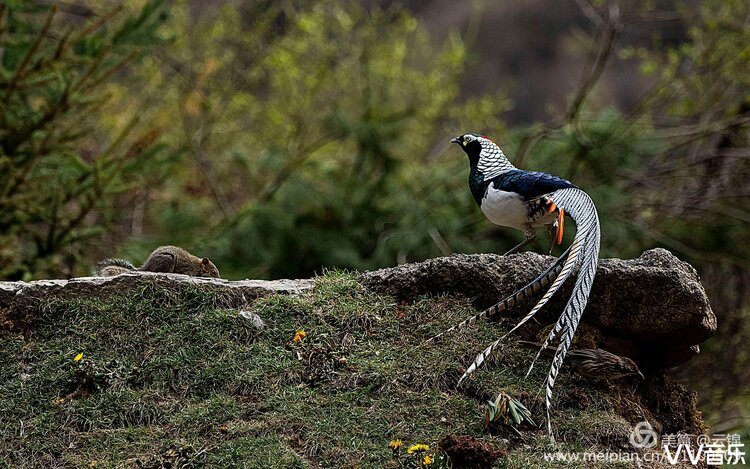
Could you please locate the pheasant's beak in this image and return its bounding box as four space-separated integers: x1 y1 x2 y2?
450 137 461 144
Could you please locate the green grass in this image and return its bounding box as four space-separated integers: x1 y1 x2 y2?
0 271 664 467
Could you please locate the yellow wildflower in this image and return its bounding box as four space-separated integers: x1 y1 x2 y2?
422 454 433 465
389 439 403 450
407 443 430 454
74 352 83 362
293 330 307 343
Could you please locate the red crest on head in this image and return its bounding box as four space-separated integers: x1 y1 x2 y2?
481 135 497 145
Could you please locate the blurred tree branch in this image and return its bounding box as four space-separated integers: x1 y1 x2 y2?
0 1 174 279
517 0 626 169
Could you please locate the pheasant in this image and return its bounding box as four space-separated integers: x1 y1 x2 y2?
431 133 601 442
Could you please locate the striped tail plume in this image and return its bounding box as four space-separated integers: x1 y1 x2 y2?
457 236 581 386
425 244 573 345
456 188 600 442
528 188 600 442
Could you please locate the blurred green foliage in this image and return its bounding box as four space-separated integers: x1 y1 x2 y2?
3 0 747 288
115 0 509 279
0 1 176 279
503 0 750 436
645 0 750 437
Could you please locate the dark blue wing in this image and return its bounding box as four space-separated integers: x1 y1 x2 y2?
489 170 577 201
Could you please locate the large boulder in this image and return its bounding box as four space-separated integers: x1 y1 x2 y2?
360 248 716 368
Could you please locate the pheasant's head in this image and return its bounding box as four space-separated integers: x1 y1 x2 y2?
451 133 515 177
450 133 484 165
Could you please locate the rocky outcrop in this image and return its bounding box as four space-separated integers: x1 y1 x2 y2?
360 248 716 368
0 272 311 332
1 249 715 369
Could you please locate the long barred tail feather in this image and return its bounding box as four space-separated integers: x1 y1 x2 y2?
538 187 600 442
456 237 581 386
493 238 581 344
457 337 500 387
449 185 599 446
425 244 573 345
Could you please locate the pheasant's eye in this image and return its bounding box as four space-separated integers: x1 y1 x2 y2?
463 135 474 145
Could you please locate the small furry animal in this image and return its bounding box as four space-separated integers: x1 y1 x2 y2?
517 340 644 381
94 246 220 278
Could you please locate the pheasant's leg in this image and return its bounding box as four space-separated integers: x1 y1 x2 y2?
546 222 558 255
503 237 535 256
504 226 536 256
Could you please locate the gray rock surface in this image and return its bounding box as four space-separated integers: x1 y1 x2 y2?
0 272 310 332
360 248 716 368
